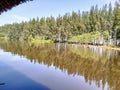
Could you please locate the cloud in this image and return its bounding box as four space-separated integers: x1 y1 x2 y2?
10 14 29 22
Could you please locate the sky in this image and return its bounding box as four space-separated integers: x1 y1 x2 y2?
0 0 116 26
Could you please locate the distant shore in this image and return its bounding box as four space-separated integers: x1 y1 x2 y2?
71 44 120 51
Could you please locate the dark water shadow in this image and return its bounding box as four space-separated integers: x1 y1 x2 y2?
0 83 5 85
0 62 50 90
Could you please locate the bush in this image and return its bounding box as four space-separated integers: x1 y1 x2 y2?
68 32 101 44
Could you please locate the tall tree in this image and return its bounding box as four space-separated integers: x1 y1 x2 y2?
113 0 120 45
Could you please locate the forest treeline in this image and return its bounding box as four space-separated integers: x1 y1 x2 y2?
0 1 120 46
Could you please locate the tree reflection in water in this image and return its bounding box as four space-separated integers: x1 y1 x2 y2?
0 41 120 90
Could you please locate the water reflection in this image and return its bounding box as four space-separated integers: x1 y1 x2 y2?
0 41 120 90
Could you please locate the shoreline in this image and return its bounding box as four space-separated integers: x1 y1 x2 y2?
71 44 120 51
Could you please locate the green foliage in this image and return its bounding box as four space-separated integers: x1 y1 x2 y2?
0 2 120 46
0 33 4 37
115 1 120 39
103 31 110 40
31 39 53 44
68 32 101 44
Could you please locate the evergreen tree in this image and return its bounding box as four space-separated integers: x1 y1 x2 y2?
113 0 120 45
0 1 120 46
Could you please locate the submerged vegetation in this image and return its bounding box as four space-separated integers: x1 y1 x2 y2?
0 1 120 46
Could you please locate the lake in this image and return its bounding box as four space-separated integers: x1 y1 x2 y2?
0 41 120 90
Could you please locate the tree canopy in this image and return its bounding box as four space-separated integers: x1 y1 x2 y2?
0 1 120 46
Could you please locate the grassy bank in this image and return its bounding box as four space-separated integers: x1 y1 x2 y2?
31 39 53 44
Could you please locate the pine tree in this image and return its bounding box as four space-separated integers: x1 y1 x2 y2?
113 0 120 45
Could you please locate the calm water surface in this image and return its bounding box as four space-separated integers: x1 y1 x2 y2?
0 41 120 90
